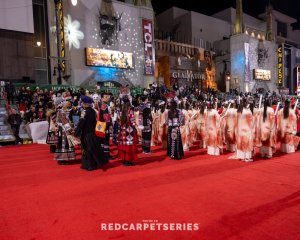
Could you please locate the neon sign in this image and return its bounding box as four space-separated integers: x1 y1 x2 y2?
278 45 283 86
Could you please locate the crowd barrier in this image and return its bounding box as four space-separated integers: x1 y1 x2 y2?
26 121 49 144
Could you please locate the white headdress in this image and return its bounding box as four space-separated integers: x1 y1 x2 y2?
119 86 132 105
92 93 99 102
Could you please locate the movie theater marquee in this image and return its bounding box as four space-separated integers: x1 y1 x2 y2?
253 69 271 81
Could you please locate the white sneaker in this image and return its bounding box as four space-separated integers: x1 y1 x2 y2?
244 159 253 162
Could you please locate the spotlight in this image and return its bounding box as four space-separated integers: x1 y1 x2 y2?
71 0 77 6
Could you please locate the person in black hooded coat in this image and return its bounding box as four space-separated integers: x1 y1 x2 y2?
75 96 108 171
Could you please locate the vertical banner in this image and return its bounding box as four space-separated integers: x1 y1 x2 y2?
142 19 154 75
58 0 65 72
244 43 250 82
278 45 283 87
297 66 300 95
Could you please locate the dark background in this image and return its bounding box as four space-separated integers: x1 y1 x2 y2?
152 0 300 29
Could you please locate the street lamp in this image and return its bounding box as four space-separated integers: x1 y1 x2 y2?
225 71 231 93
54 0 62 85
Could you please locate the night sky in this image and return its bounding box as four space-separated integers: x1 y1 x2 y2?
152 0 300 29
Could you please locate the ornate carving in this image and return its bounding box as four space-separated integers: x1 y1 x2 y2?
98 0 122 46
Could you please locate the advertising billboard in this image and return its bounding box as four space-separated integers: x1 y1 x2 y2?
253 69 271 81
86 48 133 69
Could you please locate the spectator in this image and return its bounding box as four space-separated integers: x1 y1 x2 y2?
24 105 36 123
5 81 15 104
69 101 80 126
26 87 33 105
8 108 23 144
37 106 46 121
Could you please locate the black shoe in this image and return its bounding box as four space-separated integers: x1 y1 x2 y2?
123 161 129 166
123 161 135 166
143 151 152 154
109 155 117 160
80 166 97 171
87 167 97 171
50 145 56 153
58 160 68 165
171 157 182 160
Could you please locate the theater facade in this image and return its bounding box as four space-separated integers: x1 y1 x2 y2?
47 0 156 88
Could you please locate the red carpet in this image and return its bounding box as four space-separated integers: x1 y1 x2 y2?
1 143 300 240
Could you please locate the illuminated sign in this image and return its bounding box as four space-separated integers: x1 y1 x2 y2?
253 69 271 81
171 70 206 80
278 45 283 86
142 19 154 75
85 48 133 69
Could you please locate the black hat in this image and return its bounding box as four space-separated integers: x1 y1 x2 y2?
81 96 94 105
101 90 112 98
121 95 130 103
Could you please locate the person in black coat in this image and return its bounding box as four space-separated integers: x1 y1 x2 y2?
8 108 23 144
139 95 153 153
75 96 108 171
166 100 184 160
295 132 300 150
98 92 113 161
5 81 15 104
68 101 80 127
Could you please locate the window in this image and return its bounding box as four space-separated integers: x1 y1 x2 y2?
33 0 49 84
277 21 287 38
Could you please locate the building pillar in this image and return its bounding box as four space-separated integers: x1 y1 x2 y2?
234 0 244 34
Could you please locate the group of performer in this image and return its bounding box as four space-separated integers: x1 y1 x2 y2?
45 85 300 171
